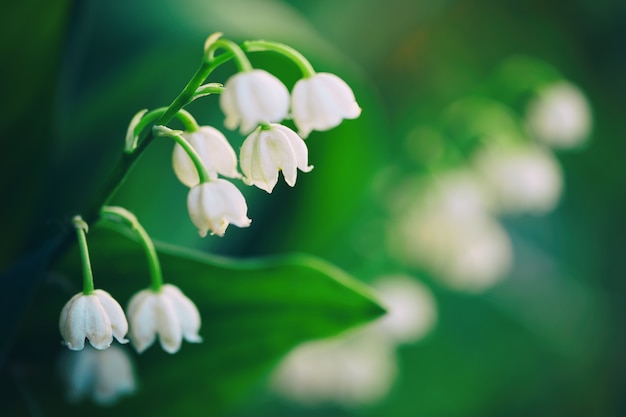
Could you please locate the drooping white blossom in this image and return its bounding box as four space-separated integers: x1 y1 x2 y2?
271 275 436 407
59 290 129 351
240 123 313 193
526 81 592 149
371 276 437 344
387 172 512 292
126 284 202 354
172 126 240 187
291 72 362 138
271 330 397 406
59 344 137 406
472 143 563 214
187 179 251 237
220 69 290 134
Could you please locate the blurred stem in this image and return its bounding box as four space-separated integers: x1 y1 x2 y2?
72 216 94 295
243 40 316 78
99 207 163 291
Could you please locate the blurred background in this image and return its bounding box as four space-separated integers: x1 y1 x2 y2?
2 0 626 416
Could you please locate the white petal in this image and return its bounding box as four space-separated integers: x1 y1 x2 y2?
162 284 202 343
292 73 361 138
212 179 252 228
127 290 158 353
187 181 251 237
61 294 89 351
94 290 128 345
273 125 313 174
220 70 289 134
154 293 184 354
82 296 113 350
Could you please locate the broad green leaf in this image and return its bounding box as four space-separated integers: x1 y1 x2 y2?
3 227 384 416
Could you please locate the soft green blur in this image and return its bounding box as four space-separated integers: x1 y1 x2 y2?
2 0 625 416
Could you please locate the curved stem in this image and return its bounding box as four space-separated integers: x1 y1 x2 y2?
243 40 316 78
99 207 163 292
206 39 253 72
72 216 94 295
154 126 211 183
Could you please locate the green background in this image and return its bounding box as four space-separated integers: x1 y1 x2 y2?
1 0 625 416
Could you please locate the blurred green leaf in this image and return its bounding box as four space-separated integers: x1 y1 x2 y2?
4 227 384 416
0 1 70 269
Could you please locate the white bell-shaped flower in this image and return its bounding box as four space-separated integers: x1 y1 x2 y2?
126 284 202 354
172 126 240 187
59 290 129 351
187 179 251 237
240 123 313 193
472 143 563 214
291 72 361 138
59 344 137 406
220 69 290 134
526 81 592 149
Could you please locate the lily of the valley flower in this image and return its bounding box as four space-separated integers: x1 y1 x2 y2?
187 179 251 237
291 72 361 138
172 126 240 187
220 69 290 134
240 123 313 193
526 81 591 149
126 284 202 354
59 290 129 351
59 344 137 406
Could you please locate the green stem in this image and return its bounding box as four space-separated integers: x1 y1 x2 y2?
243 40 316 78
99 207 164 291
206 39 253 72
154 126 211 183
54 37 238 265
72 216 94 295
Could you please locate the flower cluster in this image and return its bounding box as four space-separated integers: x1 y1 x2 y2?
384 59 591 293
164 37 360 236
56 34 362 405
59 284 202 355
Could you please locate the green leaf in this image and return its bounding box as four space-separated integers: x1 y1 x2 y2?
4 228 384 416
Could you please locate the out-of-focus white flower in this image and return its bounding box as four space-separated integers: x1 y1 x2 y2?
220 69 290 134
291 73 361 138
59 344 137 406
126 284 202 354
371 276 437 344
389 207 512 292
271 275 436 407
172 126 240 187
473 143 563 214
187 179 251 237
240 123 313 193
387 172 512 292
271 330 397 407
59 290 129 351
526 81 592 149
